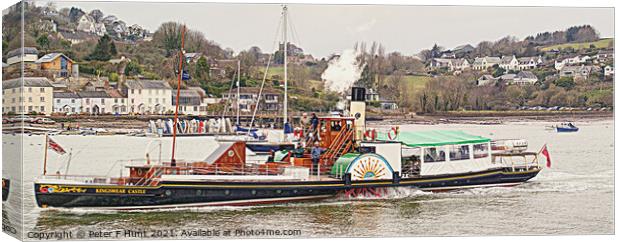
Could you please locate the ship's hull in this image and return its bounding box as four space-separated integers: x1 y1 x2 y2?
556 127 579 132
34 168 540 209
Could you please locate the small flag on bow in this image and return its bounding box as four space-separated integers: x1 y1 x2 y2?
539 144 551 168
48 137 66 155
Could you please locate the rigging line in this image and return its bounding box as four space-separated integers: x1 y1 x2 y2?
247 11 284 134
220 66 239 119
287 9 302 48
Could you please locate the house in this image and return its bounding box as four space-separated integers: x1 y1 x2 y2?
83 80 110 92
379 100 399 110
554 55 591 70
76 14 106 36
453 44 475 56
597 50 614 62
430 58 470 71
499 55 520 71
517 56 543 70
440 51 455 59
365 88 380 102
495 71 538 85
2 77 54 115
476 75 497 86
123 79 173 114
53 92 82 114
173 89 204 115
57 30 98 44
511 71 539 85
559 65 599 79
78 91 113 115
106 89 128 115
222 87 281 113
184 53 203 63
472 56 501 70
6 47 39 66
604 65 614 76
35 53 74 77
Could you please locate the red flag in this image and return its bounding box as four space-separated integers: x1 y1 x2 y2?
48 138 66 155
539 144 551 168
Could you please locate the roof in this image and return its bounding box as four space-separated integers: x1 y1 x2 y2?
7 47 39 58
2 77 53 89
53 92 80 98
378 130 491 147
125 79 172 89
106 89 126 98
516 71 537 79
77 91 111 98
35 53 73 63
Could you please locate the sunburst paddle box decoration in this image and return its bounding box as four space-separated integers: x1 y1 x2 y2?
2 0 615 241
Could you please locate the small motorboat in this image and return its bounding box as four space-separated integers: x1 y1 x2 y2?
555 123 579 132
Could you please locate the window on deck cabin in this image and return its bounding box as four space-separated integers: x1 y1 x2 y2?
449 145 470 161
424 147 445 163
473 143 489 158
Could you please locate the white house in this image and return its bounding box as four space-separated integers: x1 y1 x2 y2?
78 91 113 115
107 89 129 115
2 77 54 115
53 92 82 114
476 75 497 86
555 55 591 70
472 56 501 70
517 56 543 70
430 58 470 71
499 55 519 71
123 79 173 114
604 65 614 76
6 47 39 66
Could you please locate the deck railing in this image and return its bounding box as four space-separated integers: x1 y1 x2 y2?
493 152 541 171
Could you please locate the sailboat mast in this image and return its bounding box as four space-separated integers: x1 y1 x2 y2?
171 25 187 166
43 133 49 175
236 60 241 125
282 5 288 129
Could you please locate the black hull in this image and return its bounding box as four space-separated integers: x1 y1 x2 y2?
34 168 540 209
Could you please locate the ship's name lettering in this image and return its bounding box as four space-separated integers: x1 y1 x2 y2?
95 188 146 194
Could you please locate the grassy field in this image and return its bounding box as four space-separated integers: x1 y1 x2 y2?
540 38 613 51
385 75 432 94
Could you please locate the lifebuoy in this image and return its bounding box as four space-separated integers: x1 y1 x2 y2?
364 129 377 141
388 126 399 140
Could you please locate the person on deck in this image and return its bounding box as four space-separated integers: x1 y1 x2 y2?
311 142 325 176
310 113 319 131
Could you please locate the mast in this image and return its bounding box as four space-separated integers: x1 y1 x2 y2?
43 133 49 175
236 60 241 125
170 25 187 166
282 5 288 132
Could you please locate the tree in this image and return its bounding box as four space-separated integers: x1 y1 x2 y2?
194 56 210 81
88 35 116 61
36 35 50 52
554 77 576 89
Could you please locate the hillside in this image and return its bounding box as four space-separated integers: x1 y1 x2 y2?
541 38 614 51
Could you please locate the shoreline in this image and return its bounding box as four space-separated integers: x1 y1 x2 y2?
2 111 613 132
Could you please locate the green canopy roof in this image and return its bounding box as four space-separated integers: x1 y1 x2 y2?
377 130 490 147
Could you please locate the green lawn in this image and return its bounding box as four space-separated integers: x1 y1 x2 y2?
540 38 613 51
385 75 431 94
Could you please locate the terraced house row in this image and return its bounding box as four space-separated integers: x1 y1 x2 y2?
1 77 213 116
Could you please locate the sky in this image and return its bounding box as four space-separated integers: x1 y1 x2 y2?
44 1 614 58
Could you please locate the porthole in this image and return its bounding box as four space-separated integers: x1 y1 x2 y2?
251 190 257 195
197 190 204 196
276 190 282 194
164 190 172 196
224 190 231 195
293 189 298 194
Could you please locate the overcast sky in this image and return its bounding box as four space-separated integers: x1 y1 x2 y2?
46 1 614 58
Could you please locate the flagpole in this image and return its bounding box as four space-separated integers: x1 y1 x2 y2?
43 133 49 175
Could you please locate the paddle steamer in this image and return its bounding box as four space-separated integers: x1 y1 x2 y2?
34 87 546 209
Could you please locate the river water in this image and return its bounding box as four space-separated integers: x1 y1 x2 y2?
2 120 614 239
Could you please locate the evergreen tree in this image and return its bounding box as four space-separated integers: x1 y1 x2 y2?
88 35 116 61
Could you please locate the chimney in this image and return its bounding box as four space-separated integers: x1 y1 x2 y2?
350 87 366 141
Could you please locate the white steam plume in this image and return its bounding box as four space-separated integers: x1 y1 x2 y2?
321 49 365 94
